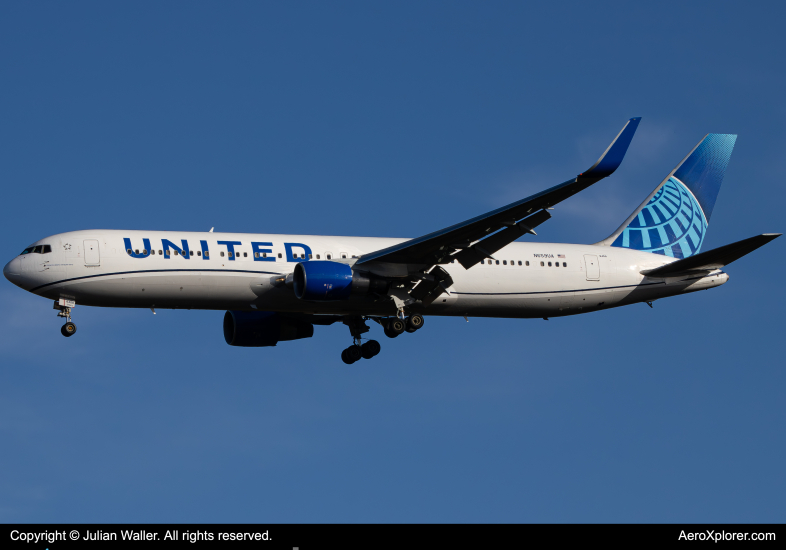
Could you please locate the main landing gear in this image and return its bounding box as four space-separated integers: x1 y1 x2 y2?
54 299 77 337
341 340 381 364
338 314 425 364
340 316 381 364
383 314 424 338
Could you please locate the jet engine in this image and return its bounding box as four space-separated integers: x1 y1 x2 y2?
292 261 388 301
223 310 313 347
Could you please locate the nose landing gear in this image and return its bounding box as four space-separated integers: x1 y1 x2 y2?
54 299 77 337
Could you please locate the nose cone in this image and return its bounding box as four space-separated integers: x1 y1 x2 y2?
3 257 23 288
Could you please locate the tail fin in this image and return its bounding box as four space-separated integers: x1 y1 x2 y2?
599 133 737 258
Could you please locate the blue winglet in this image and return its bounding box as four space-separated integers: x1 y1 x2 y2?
581 117 641 178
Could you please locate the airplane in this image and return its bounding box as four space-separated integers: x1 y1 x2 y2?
3 118 780 364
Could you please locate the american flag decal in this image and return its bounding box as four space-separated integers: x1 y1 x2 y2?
558 254 565 258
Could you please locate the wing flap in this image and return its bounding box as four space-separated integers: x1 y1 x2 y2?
454 209 552 268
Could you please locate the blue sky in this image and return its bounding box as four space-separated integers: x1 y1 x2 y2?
1 1 784 522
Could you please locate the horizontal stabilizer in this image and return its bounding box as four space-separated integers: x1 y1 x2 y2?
641 233 781 278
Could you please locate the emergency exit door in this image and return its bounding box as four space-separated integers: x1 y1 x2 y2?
584 254 600 280
84 240 100 265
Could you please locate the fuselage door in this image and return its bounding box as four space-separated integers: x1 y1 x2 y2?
84 239 100 265
584 254 600 281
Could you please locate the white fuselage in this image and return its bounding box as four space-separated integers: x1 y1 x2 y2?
4 230 728 318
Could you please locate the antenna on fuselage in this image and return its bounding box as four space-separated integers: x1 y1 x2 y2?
209 227 214 233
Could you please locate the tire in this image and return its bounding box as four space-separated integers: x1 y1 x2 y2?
361 340 381 359
387 318 406 336
62 322 77 337
406 314 424 332
341 348 353 364
346 345 362 363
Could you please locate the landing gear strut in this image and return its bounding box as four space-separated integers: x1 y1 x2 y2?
341 316 381 364
54 299 77 337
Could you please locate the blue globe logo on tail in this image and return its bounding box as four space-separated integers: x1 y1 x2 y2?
609 133 736 259
611 177 706 258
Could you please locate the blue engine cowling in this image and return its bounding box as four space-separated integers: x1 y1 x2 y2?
223 311 313 347
292 261 388 301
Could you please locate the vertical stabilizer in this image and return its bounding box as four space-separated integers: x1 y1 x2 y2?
599 133 736 258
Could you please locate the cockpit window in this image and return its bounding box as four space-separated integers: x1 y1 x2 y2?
21 245 51 255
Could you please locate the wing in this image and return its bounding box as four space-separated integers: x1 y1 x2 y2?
357 117 641 270
641 233 781 278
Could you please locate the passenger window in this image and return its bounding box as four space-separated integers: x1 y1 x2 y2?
526 261 529 266
229 252 233 258
495 260 499 265
159 250 162 255
197 251 201 256
220 251 225 257
191 251 195 256
327 254 332 259
254 252 259 258
540 261 544 266
127 249 132 255
503 260 507 265
548 262 552 266
341 254 347 259
142 249 148 254
563 262 567 267
135 249 139 254
166 250 170 256
244 252 247 257
316 254 320 259
278 253 282 258
262 253 267 258
204 251 209 258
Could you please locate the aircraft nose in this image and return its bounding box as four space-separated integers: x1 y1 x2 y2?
3 257 23 287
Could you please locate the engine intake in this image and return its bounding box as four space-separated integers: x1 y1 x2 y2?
223 310 313 347
292 261 388 301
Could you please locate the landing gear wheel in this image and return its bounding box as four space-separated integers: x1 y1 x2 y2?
406 314 424 332
61 322 77 337
361 340 381 359
384 318 406 338
344 344 362 363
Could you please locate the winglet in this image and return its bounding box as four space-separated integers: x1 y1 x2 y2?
580 117 641 179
